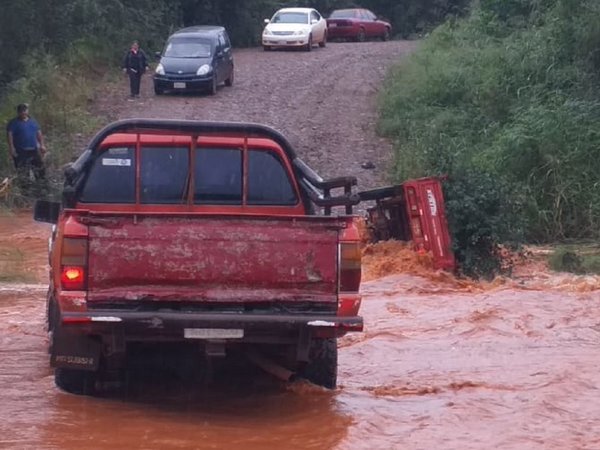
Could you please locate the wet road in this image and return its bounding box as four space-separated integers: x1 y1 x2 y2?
1 214 600 449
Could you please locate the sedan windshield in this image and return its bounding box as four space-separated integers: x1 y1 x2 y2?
164 38 212 58
330 10 358 19
271 12 308 24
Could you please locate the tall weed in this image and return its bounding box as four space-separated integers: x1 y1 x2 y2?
380 0 600 276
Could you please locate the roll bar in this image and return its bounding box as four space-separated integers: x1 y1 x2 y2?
63 119 360 214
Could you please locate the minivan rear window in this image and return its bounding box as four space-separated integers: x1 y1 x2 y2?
79 147 135 203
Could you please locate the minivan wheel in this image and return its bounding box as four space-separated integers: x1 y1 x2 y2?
209 75 217 95
225 69 234 87
154 85 164 95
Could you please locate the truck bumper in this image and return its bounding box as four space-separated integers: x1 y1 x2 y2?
52 310 363 370
61 310 363 334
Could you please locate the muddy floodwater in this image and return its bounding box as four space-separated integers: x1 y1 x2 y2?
1 212 600 449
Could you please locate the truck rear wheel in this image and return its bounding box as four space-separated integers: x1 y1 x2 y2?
298 338 337 389
55 367 97 395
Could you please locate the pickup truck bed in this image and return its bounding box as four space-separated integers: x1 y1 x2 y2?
85 214 342 303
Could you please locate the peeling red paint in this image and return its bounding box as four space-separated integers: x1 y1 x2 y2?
86 215 349 304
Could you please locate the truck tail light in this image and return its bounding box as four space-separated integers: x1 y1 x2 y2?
339 242 361 292
60 238 88 290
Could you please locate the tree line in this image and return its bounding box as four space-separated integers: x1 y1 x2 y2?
0 0 469 88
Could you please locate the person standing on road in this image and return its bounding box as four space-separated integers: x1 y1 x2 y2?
122 40 149 98
6 103 47 195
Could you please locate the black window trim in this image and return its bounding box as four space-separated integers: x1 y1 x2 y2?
246 148 299 206
76 138 301 207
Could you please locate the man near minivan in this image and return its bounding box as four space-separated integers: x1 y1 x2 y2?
6 103 47 195
122 40 149 98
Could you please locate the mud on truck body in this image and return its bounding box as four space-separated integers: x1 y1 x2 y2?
34 119 453 395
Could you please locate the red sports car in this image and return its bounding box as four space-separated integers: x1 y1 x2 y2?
326 8 391 42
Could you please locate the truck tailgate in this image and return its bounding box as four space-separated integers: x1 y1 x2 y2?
85 215 343 305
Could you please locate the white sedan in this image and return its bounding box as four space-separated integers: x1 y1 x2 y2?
262 7 327 51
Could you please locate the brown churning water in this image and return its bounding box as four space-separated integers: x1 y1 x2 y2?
0 214 599 449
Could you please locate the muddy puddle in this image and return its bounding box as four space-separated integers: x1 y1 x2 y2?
1 212 599 449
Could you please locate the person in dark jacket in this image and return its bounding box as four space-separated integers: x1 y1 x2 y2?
122 40 149 98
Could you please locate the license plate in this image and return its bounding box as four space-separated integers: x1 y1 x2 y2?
173 82 186 89
184 328 244 339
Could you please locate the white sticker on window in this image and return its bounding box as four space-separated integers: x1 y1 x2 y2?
102 158 131 167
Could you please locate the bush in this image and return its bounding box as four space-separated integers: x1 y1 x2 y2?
548 248 583 273
443 171 525 279
548 244 600 274
0 47 103 204
379 0 600 277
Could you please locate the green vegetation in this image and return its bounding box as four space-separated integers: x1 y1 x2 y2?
0 247 32 283
548 244 600 274
380 0 600 277
0 1 180 201
0 49 105 203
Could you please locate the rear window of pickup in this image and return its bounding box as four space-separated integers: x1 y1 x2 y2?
79 146 298 206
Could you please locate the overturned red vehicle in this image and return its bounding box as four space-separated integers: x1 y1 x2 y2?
360 178 455 271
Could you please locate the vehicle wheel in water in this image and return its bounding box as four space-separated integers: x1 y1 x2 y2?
55 367 97 395
305 35 313 52
356 29 366 42
298 338 337 389
319 32 327 48
225 69 234 87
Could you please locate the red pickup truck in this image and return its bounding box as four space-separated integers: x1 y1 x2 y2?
34 119 364 394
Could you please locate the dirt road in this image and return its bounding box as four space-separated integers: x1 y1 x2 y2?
94 41 418 194
2 41 600 449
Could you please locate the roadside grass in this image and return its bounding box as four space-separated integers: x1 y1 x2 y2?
0 247 36 283
0 45 106 208
378 0 600 279
548 243 600 275
0 208 50 284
